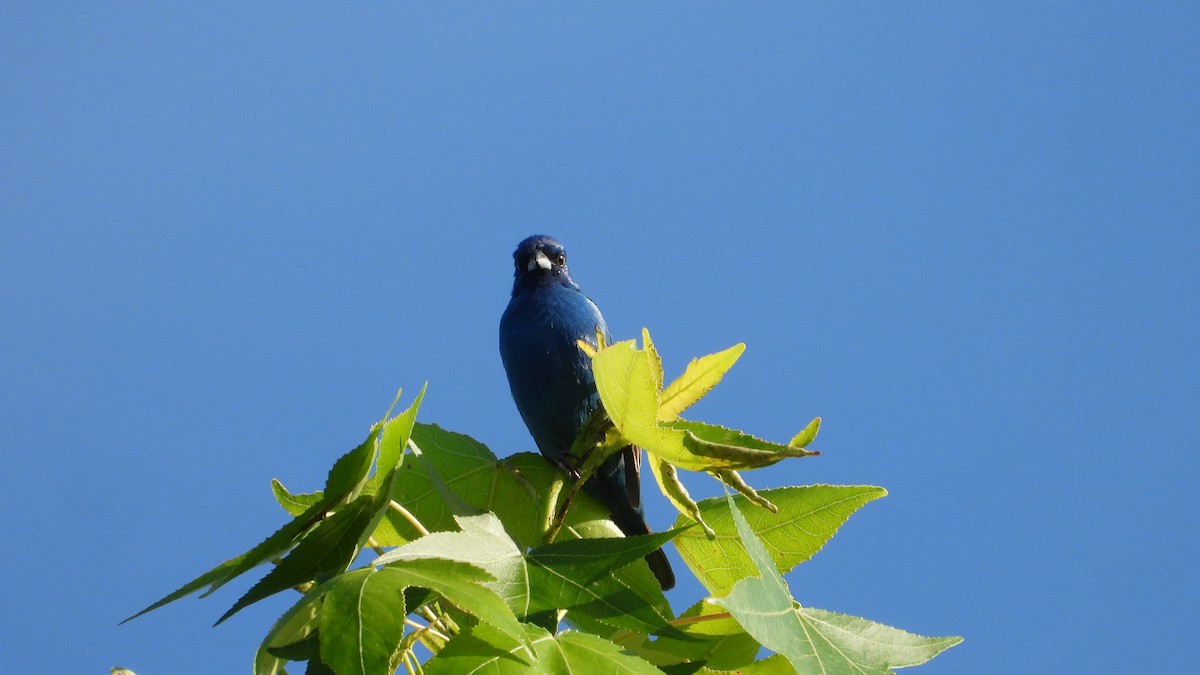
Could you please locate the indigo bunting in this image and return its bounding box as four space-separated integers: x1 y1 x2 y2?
500 235 675 591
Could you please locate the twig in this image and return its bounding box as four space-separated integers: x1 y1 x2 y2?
366 536 385 556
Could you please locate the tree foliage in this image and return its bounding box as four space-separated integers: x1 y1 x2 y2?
125 331 961 674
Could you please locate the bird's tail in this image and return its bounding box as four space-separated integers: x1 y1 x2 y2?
588 447 676 590
609 508 676 591
643 547 676 591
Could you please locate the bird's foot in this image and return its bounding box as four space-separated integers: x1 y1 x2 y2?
556 454 583 482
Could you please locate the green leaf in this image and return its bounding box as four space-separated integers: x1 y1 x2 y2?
710 492 814 673
122 497 329 623
305 654 337 675
711 493 962 673
270 387 425 521
373 512 530 617
378 558 528 649
561 573 679 638
324 427 381 504
367 384 426 496
527 529 684 586
378 441 611 549
591 335 663 450
637 599 761 670
382 422 676 636
421 624 532 675
789 417 821 449
255 588 325 675
590 332 816 473
789 607 963 673
374 513 679 637
524 533 685 638
412 422 498 473
424 619 532 672
674 486 886 597
648 455 715 537
673 420 819 470
318 567 408 675
127 394 424 626
271 479 323 517
696 654 794 674
710 468 777 512
375 428 677 634
372 424 507 546
425 624 664 675
659 342 745 421
218 494 377 624
266 632 320 660
544 629 668 674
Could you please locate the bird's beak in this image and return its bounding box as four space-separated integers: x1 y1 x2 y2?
528 249 553 272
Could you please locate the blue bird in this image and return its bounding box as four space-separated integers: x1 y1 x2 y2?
500 235 675 591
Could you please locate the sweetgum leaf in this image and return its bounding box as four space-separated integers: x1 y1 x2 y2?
125 415 401 624
318 567 408 675
378 423 618 549
421 624 531 675
711 492 813 672
638 599 760 669
524 532 684 637
659 342 745 421
217 494 376 624
255 588 324 675
789 417 821 449
373 512 530 617
674 486 885 597
324 427 380 504
696 654 794 674
590 331 817 473
122 497 328 623
712 493 963 673
378 430 673 626
377 558 528 649
366 383 425 495
270 388 425 519
648 455 715 536
424 624 663 675
591 337 663 450
374 513 678 635
271 479 322 517
673 420 819 468
788 607 963 673
540 571 679 637
265 631 320 660
527 529 684 585
412 422 496 472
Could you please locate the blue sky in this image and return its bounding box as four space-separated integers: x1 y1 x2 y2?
3 4 1197 673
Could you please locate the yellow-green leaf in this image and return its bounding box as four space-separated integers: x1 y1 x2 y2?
675 486 886 596
648 456 714 537
659 343 745 421
590 337 662 449
789 417 821 448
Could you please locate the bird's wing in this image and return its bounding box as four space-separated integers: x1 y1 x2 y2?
623 445 642 510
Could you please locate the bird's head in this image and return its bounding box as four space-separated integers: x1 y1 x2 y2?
511 235 577 293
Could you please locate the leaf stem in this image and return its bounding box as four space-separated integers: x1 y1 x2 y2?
542 472 564 542
389 500 430 537
404 618 450 643
544 478 582 544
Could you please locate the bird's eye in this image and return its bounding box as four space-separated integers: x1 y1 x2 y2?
556 254 566 266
